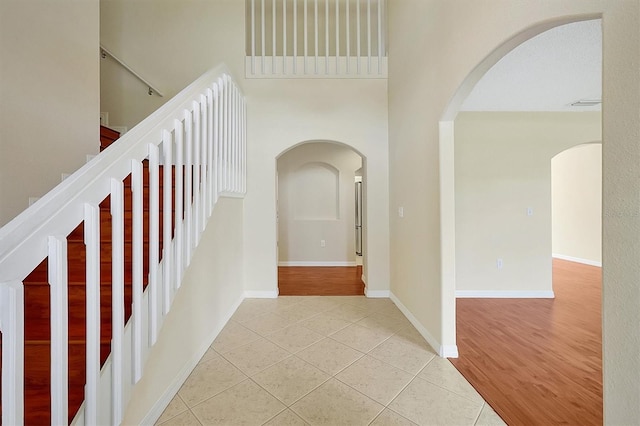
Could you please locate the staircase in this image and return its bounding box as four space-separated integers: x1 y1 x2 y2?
16 129 160 424
0 66 246 425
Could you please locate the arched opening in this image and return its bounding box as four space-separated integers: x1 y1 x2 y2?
439 16 603 425
276 140 367 295
551 142 602 267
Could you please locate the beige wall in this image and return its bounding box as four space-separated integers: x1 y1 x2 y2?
0 0 100 227
388 0 639 421
455 112 601 295
278 142 361 265
244 78 390 297
100 0 246 131
123 197 245 425
552 143 602 265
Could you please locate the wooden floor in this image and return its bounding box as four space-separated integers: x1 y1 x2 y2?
278 266 365 295
451 259 602 426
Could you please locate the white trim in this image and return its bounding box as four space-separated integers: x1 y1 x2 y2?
365 289 390 298
141 294 244 425
244 290 279 298
361 274 367 284
552 253 602 267
455 290 555 298
389 291 458 358
278 261 356 267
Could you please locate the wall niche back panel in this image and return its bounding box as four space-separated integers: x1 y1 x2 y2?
293 162 340 220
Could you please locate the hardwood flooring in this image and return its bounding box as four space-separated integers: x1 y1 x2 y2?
278 266 365 295
451 258 602 426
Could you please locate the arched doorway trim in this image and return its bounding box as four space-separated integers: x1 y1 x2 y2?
438 14 603 357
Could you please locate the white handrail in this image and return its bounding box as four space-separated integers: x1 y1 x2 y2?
0 64 245 425
100 44 165 97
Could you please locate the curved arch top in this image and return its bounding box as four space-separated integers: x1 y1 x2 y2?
441 14 602 121
277 139 367 161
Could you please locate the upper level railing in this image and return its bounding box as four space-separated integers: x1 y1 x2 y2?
0 64 245 425
246 0 387 78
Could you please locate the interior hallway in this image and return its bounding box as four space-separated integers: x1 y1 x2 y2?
156 296 503 425
452 259 602 425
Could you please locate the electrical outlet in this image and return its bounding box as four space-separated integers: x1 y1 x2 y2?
497 258 503 269
320 240 326 248
527 207 534 216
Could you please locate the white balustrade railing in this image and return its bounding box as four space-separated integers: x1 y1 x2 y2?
0 64 246 425
246 0 387 78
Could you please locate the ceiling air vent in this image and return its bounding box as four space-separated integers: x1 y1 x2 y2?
570 99 602 107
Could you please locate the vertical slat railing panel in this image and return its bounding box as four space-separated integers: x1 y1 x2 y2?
110 178 125 426
314 0 318 73
356 0 361 74
272 0 276 73
325 0 329 73
0 281 24 426
213 84 221 204
261 0 266 74
251 0 256 74
346 0 351 73
293 0 298 74
175 119 185 287
162 130 173 313
304 0 308 73
131 159 144 383
148 143 160 345
207 88 215 214
201 94 210 227
223 77 229 192
335 0 340 74
377 0 382 74
243 100 247 193
227 78 233 191
367 0 371 73
193 101 202 243
234 88 238 193
236 86 241 192
49 235 69 425
185 111 194 265
231 86 236 193
246 0 386 77
84 203 101 425
217 79 224 195
282 0 287 74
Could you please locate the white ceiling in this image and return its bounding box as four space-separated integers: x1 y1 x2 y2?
461 19 602 112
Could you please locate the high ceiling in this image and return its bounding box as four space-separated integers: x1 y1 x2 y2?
461 19 602 112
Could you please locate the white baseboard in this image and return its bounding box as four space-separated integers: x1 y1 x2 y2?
244 290 279 298
389 292 458 358
365 289 390 298
141 293 245 425
455 290 555 298
552 253 601 267
278 261 357 267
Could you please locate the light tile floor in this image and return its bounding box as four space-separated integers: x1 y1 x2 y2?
156 296 506 426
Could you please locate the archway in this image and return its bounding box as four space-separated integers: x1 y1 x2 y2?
438 14 602 355
276 140 369 295
440 16 604 426
551 142 602 266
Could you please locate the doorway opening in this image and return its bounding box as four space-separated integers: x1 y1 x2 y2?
276 141 365 295
443 18 604 425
